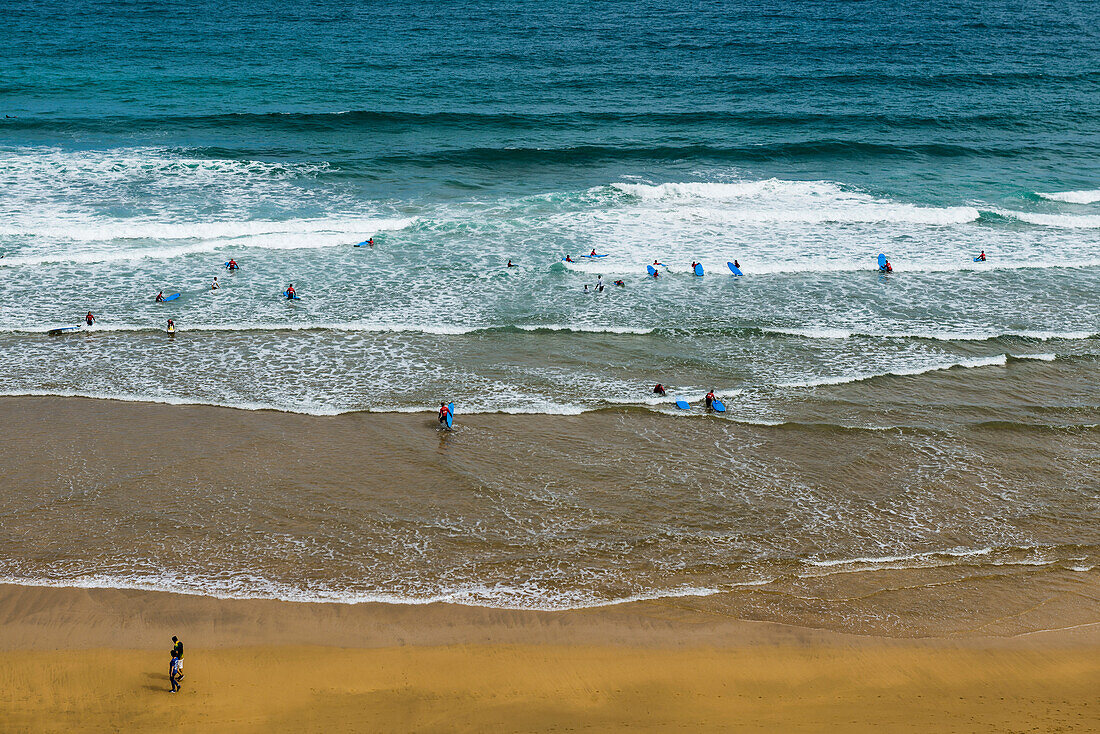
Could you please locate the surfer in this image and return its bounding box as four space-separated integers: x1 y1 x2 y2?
367 238 374 248
564 255 574 263
438 402 450 425
652 269 659 278
583 284 590 293
705 390 716 411
211 277 220 290
733 260 740 269
155 291 164 303
596 275 604 289
977 251 986 261
590 249 598 257
879 260 893 273
85 312 96 326
653 383 666 396
614 279 625 287
226 259 239 270
167 319 175 333
286 284 296 300
507 259 516 267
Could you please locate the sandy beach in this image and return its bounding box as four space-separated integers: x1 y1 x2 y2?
2 395 1097 730
0 584 1098 732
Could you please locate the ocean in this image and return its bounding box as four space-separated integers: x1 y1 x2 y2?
0 0 1096 624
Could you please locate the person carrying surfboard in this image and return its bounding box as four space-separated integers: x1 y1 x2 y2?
286 284 296 300
155 291 164 303
705 390 716 411
226 259 239 270
438 402 451 425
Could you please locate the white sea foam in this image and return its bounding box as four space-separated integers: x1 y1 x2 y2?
783 354 1008 388
994 209 1100 228
1012 353 1057 361
1036 189 1100 204
808 547 994 568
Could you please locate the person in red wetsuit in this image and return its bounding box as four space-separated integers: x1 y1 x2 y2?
438 402 450 425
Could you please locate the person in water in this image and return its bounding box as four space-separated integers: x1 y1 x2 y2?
733 260 740 269
167 319 175 333
565 255 574 263
367 238 374 248
652 269 659 278
653 383 666 396
226 259 239 270
211 277 220 290
614 279 625 287
705 390 716 411
85 312 96 326
286 284 296 299
583 284 590 292
438 402 450 425
978 251 986 261
590 249 598 256
155 291 164 302
596 275 604 289
507 259 516 267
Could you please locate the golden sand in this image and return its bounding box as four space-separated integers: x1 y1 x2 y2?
1 585 1097 732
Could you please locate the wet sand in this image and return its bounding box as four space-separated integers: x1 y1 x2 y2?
1 584 1098 732
1 395 1098 729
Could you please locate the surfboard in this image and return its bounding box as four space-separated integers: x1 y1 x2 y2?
973 256 984 262
878 253 888 270
675 399 690 410
582 254 608 258
727 262 743 276
694 263 704 276
446 401 454 428
712 399 726 413
47 325 81 336
647 265 657 276
354 240 372 247
161 293 180 302
283 291 300 300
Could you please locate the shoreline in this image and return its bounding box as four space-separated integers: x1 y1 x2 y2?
1 584 1098 732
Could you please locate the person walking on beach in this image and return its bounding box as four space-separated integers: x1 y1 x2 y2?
169 650 182 693
171 636 184 679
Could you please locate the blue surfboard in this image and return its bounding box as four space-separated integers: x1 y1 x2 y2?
446 401 454 428
675 399 690 410
582 253 608 258
47 325 82 336
161 293 180 302
973 256 984 262
694 263 704 276
283 291 300 300
727 262 743 276
647 265 657 276
878 253 888 270
354 240 372 247
712 399 726 413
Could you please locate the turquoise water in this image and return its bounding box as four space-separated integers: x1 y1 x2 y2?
0 0 1098 419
